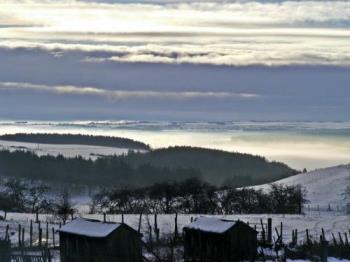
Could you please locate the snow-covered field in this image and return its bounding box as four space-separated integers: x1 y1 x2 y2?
1 211 349 246
253 165 350 210
0 139 349 261
0 212 349 261
0 165 348 261
1 159 345 247
0 140 137 159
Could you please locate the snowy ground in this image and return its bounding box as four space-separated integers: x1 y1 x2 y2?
75 165 350 214
252 165 350 210
0 140 139 159
0 141 349 261
287 259 350 262
1 210 349 247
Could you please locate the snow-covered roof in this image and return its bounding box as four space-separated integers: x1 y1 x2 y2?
184 217 237 234
59 218 121 238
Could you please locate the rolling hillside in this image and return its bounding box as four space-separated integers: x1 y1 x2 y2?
253 165 350 208
123 146 297 187
0 144 297 188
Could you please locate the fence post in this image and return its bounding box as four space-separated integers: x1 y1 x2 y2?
260 219 265 244
30 220 33 247
321 228 326 241
344 232 349 246
46 222 49 249
280 222 283 244
5 224 9 241
267 218 272 244
306 229 311 245
154 213 159 243
39 228 42 247
154 213 158 232
138 213 142 233
174 213 178 240
18 224 21 247
320 240 328 262
339 232 344 245
148 225 153 248
52 227 56 248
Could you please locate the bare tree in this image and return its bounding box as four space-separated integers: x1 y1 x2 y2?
27 183 50 213
54 188 75 224
4 179 27 211
0 193 14 220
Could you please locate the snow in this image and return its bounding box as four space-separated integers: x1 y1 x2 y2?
183 216 235 233
328 259 350 262
252 165 350 209
286 259 350 262
0 140 142 160
58 218 121 238
0 211 349 253
80 211 350 244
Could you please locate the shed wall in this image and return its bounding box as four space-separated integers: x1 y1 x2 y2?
60 226 142 262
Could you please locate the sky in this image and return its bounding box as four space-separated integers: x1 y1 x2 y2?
0 0 350 121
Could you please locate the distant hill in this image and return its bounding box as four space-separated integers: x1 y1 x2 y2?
122 146 298 187
0 150 200 187
0 133 150 151
0 145 297 188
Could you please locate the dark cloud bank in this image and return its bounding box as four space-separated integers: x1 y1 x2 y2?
0 47 349 121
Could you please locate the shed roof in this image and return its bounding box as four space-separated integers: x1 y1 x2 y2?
184 217 237 234
59 218 121 238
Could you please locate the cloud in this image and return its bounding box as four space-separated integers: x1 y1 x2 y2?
0 82 260 100
1 1 350 121
2 38 350 66
0 1 350 66
2 1 350 28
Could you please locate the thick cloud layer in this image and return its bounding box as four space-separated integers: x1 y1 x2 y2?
1 0 350 66
0 0 349 120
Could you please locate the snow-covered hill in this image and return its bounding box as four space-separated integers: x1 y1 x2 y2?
253 165 350 208
0 140 141 160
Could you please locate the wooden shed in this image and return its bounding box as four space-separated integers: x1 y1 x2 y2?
59 218 142 262
183 217 258 262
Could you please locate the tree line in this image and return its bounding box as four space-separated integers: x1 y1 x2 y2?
0 150 201 187
0 177 307 219
0 145 297 188
123 146 297 187
0 133 150 150
90 178 308 215
0 178 75 222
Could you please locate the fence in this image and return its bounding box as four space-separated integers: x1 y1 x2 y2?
3 213 349 261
